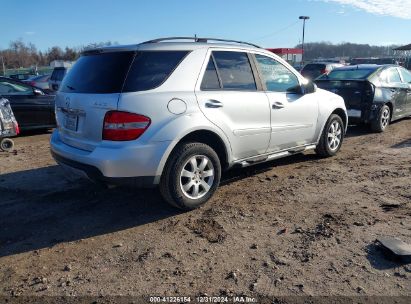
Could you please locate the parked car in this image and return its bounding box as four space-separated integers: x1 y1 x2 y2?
0 77 56 131
49 67 70 91
51 37 347 210
315 64 411 132
350 57 398 65
301 62 344 80
9 73 37 81
23 74 51 91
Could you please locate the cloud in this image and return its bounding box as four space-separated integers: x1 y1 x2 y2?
25 31 35 35
321 0 411 19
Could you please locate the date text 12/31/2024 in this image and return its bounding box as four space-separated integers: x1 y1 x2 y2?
149 296 257 303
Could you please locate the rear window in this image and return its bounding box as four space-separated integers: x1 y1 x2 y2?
323 69 375 80
61 52 134 93
61 51 188 94
51 69 67 81
302 64 326 71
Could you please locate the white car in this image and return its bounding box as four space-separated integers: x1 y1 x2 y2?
51 37 347 210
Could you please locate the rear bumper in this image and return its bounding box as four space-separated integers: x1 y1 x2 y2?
347 103 383 124
52 151 157 187
50 130 170 187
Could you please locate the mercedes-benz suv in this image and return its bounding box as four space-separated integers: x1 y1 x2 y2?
50 37 347 210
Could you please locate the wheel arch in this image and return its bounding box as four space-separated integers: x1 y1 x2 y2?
154 128 232 182
385 101 394 121
331 108 348 132
177 130 230 170
315 106 347 144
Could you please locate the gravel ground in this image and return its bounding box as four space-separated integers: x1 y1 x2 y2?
0 120 410 299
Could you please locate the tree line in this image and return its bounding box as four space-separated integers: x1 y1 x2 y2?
296 42 399 60
0 39 117 69
0 39 401 69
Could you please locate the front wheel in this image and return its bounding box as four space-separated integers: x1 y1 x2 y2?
316 114 344 157
160 142 221 210
371 104 390 133
0 138 14 152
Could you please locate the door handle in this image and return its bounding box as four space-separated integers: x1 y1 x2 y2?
272 102 285 109
205 99 223 108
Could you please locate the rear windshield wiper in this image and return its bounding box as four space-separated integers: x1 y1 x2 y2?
66 85 75 90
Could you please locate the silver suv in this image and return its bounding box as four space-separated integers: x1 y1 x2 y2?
51 37 347 210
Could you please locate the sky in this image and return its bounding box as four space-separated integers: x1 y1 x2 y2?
1 0 410 51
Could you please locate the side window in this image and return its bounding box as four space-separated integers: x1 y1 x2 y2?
385 68 402 84
123 51 189 92
212 51 256 91
399 68 411 84
201 56 221 90
255 54 299 92
0 80 33 95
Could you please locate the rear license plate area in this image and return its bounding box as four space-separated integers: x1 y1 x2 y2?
64 114 78 131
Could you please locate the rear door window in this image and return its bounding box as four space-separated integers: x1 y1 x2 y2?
380 68 402 85
200 56 221 90
212 51 256 91
123 51 189 92
399 68 411 84
387 68 402 84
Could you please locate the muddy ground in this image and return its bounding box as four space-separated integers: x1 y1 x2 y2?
0 120 410 299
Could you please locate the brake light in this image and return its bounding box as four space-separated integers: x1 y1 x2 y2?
321 69 329 74
103 111 150 141
15 122 20 135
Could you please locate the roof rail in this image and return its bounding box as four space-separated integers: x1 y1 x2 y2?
141 37 261 49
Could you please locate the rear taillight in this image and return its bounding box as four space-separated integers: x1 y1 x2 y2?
103 111 150 141
321 69 329 74
15 122 20 135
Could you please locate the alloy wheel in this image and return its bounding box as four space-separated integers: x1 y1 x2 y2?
327 120 342 151
179 155 215 199
381 107 390 129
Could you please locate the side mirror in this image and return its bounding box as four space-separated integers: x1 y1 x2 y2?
302 81 316 94
33 89 44 96
287 81 317 95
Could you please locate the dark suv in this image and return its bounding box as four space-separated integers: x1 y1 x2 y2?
49 67 70 91
301 62 344 80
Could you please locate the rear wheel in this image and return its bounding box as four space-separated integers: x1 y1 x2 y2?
371 104 390 133
160 142 221 210
316 114 344 157
0 138 14 152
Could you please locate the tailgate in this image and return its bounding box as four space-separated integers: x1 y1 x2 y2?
55 92 119 151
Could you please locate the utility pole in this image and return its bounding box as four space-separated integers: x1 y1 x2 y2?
299 16 310 66
0 55 5 76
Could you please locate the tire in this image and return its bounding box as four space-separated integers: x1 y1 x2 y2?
315 114 344 157
0 138 14 152
371 104 390 133
160 142 221 210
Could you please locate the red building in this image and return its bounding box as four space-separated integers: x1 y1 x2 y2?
266 48 303 65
